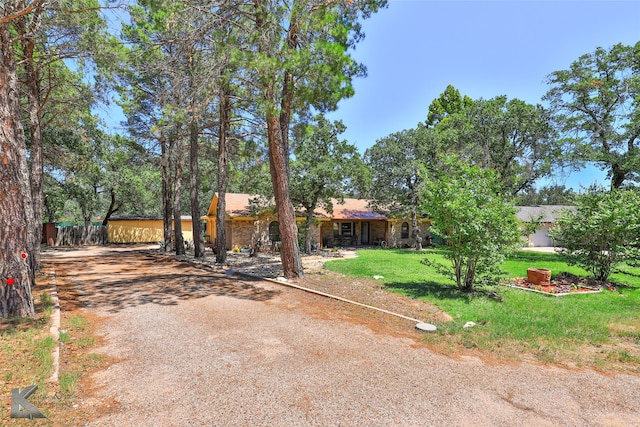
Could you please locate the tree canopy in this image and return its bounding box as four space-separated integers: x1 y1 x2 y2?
290 114 361 253
544 42 640 189
363 124 440 249
425 84 472 128
437 95 560 196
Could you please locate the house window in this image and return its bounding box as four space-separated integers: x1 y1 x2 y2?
401 222 409 239
269 221 280 242
341 222 353 236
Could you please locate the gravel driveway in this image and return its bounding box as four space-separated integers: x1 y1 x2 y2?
45 246 640 426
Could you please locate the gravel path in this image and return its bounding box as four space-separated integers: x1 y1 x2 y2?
46 246 640 426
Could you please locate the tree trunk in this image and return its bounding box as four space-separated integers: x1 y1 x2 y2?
463 258 477 292
22 27 43 274
611 162 626 189
173 136 185 256
215 87 231 264
254 1 303 279
303 209 314 255
0 21 35 317
161 136 173 252
453 258 462 290
411 210 422 251
189 118 204 259
266 111 303 279
101 189 120 226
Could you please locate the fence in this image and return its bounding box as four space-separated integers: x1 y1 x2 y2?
55 225 107 246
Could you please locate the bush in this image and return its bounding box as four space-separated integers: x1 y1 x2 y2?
549 186 640 281
423 157 522 292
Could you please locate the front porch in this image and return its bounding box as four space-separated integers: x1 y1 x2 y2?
320 220 388 248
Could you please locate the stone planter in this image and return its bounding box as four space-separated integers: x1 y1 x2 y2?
527 268 551 286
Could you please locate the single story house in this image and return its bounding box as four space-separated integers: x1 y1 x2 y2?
204 193 431 250
104 197 571 249
516 205 575 247
107 216 195 243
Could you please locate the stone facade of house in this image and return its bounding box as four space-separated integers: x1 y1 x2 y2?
387 219 431 248
211 213 322 251
206 193 431 250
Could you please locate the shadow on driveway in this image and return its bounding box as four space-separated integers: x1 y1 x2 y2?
43 249 280 313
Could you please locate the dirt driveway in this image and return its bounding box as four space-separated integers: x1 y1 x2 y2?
44 246 640 426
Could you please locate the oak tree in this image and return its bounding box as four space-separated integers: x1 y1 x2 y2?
363 125 439 250
544 43 640 189
439 96 560 196
290 115 360 254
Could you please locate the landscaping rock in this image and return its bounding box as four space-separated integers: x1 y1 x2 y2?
527 268 551 286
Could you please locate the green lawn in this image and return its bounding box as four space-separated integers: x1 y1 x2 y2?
324 249 640 371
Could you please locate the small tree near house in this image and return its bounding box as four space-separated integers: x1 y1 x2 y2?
422 156 522 292
549 186 640 282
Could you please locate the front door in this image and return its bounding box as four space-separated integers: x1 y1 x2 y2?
361 222 370 245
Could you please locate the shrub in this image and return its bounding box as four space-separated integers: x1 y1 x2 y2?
423 157 522 292
549 186 640 281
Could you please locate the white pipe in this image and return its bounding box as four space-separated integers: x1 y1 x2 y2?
233 270 435 328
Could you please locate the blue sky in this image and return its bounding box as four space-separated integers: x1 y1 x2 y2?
326 0 640 190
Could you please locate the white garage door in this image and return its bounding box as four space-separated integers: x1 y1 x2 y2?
531 225 553 247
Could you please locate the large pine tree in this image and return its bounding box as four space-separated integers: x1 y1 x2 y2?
1 10 35 317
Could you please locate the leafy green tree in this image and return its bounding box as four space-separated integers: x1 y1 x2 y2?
439 96 560 196
425 84 472 128
290 115 360 254
43 124 160 226
229 139 272 195
43 173 66 222
549 186 640 281
364 124 440 250
99 134 161 224
423 156 521 292
515 184 577 206
16 0 108 271
544 43 640 189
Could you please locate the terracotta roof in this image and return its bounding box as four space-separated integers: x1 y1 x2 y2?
315 198 386 220
209 193 385 220
221 193 263 217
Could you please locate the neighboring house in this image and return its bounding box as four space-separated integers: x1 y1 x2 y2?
204 193 430 250
107 216 195 243
516 205 575 247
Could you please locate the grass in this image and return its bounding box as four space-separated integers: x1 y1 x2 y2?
55 313 102 404
67 315 87 330
324 248 640 372
0 278 107 425
0 292 55 423
59 371 82 397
